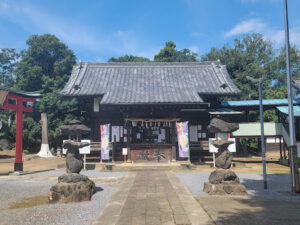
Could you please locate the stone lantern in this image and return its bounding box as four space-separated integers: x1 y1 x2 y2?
49 120 95 203
203 118 247 195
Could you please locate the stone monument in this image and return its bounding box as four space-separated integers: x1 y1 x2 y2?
37 113 53 157
49 120 95 203
203 118 247 195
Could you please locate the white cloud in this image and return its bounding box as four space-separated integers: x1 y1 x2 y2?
0 1 9 9
225 19 267 37
225 18 300 47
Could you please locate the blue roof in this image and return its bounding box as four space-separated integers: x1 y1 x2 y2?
207 108 243 115
276 105 300 117
221 99 300 107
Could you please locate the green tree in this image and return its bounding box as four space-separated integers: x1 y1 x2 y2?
108 54 150 62
0 48 19 87
15 34 75 91
14 34 86 152
202 34 276 100
274 45 300 86
154 41 197 62
0 48 19 148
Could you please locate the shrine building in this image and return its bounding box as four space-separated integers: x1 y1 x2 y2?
60 62 241 163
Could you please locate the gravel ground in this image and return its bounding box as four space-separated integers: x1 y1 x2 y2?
0 175 118 225
176 172 300 201
26 170 127 178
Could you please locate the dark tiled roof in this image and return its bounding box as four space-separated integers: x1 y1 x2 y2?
60 62 241 104
292 80 300 90
0 86 41 97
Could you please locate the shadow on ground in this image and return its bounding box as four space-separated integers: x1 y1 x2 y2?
95 186 104 193
197 174 300 225
0 155 14 159
198 197 300 225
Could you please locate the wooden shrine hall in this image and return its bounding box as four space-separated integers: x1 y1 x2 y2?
60 62 241 163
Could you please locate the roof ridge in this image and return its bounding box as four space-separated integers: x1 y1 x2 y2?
81 61 221 67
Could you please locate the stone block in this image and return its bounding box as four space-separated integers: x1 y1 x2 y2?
203 182 247 195
49 178 95 203
208 169 239 184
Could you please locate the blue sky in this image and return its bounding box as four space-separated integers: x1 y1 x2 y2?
0 0 300 62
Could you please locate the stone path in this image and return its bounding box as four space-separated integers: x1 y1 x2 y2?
95 171 214 225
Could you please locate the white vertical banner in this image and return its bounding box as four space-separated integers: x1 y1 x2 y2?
112 126 120 142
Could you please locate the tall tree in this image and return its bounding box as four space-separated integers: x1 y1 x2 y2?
15 34 75 91
274 45 300 86
202 34 277 100
108 54 150 62
0 48 19 148
154 41 197 62
13 34 86 151
0 48 19 87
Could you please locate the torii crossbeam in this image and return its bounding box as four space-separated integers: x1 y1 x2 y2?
0 87 39 171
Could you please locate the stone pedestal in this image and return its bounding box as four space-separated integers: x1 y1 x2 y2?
203 182 247 195
203 169 247 195
49 138 96 203
49 173 95 203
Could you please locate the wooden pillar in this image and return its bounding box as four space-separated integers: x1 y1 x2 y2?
112 137 116 163
127 122 132 162
279 137 283 159
90 113 95 142
245 109 250 122
14 103 23 171
171 121 176 162
284 142 287 159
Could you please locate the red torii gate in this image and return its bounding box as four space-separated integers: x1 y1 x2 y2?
0 87 39 171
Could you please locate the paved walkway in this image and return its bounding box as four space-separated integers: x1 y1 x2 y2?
95 171 214 225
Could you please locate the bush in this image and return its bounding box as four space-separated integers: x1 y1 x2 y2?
23 149 30 154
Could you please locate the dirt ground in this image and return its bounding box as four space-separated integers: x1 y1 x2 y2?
0 150 292 174
0 150 65 173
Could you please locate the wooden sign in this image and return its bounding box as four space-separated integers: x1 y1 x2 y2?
122 148 128 155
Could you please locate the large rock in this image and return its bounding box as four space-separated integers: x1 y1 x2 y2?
203 182 247 195
215 150 233 169
209 169 239 184
49 173 96 203
58 173 89 183
212 140 234 150
207 118 239 133
63 140 89 173
59 120 91 136
204 169 247 195
66 152 83 173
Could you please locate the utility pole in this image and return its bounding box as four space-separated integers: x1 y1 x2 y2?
283 0 300 193
247 76 267 189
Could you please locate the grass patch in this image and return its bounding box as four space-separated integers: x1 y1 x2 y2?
9 195 48 209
